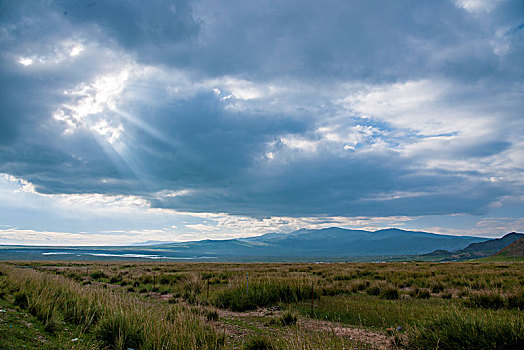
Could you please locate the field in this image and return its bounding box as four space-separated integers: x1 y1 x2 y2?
0 261 523 349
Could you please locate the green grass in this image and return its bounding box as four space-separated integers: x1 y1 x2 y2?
1 260 523 349
214 278 318 311
408 310 524 350
464 292 506 309
293 294 454 329
0 265 224 350
243 335 274 350
0 288 101 349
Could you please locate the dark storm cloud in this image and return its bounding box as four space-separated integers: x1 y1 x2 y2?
57 0 200 61
0 0 522 219
150 147 506 217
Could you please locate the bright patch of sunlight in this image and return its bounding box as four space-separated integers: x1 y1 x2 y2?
53 69 130 137
18 57 33 66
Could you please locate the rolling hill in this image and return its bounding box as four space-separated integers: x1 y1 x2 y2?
492 236 524 259
422 232 524 261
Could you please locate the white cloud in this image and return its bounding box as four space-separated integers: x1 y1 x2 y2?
424 216 524 238
14 40 89 67
280 135 319 153
0 227 174 246
0 174 149 214
155 189 195 198
69 44 84 57
18 57 33 66
54 68 131 136
91 119 124 144
453 0 502 13
1 0 523 244
341 80 485 136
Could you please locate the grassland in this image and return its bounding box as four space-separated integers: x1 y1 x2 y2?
0 261 523 349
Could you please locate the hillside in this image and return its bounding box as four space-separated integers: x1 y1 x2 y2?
494 236 524 259
462 232 524 253
422 232 524 261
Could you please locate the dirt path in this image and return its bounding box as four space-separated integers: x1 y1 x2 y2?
214 307 397 349
299 318 396 350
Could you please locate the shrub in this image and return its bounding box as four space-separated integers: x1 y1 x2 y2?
408 312 524 350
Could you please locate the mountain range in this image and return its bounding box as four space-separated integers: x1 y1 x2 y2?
0 227 491 261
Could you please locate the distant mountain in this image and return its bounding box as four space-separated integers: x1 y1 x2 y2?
422 232 524 261
0 227 489 262
143 227 485 260
494 236 524 259
130 240 176 246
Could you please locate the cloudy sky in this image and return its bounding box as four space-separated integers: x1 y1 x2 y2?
1 0 523 245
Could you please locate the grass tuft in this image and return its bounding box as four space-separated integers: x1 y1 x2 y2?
280 311 298 326
244 335 274 350
214 279 317 311
410 288 430 299
465 292 505 309
507 292 524 310
379 287 400 300
14 291 29 309
408 311 524 350
90 271 108 279
94 310 143 350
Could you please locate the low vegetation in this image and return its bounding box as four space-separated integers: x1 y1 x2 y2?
213 278 317 311
0 260 522 349
408 310 524 350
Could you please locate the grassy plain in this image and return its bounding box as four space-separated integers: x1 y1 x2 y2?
0 261 523 349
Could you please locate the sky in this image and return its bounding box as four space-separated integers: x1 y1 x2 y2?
0 0 523 245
